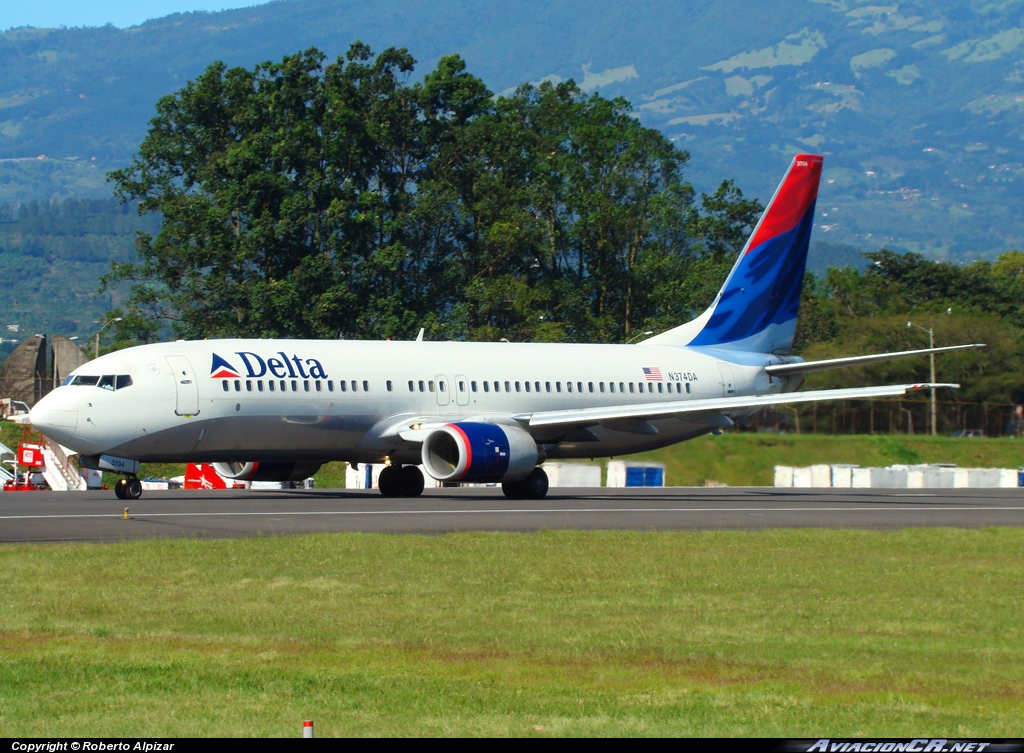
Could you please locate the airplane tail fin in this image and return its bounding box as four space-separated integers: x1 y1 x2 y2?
643 154 823 354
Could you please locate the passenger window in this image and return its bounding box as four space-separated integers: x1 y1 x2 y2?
471 381 478 392
362 380 368 391
686 383 691 394
658 383 663 393
316 381 323 392
556 382 561 393
504 381 510 393
648 383 654 393
535 381 541 392
484 382 490 392
234 380 241 392
328 381 334 392
493 381 499 393
609 383 615 393
257 380 264 392
567 382 573 393
599 382 605 393
545 381 551 393
292 380 298 391
515 381 521 392
418 380 425 392
577 382 582 393
340 380 347 392
429 380 435 392
629 383 635 393
525 382 531 393
246 380 253 391
386 380 393 392
459 381 465 392
408 380 414 392
619 382 625 393
588 382 594 393
280 380 286 392
98 375 115 391
269 381 275 392
222 381 229 392
304 380 310 392
351 380 357 392
439 381 446 392
116 375 133 390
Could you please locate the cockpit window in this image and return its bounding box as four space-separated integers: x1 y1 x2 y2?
66 374 133 390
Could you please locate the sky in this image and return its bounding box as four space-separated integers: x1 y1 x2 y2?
2 1 275 31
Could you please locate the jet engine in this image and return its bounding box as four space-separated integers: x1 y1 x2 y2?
211 461 322 482
421 422 539 483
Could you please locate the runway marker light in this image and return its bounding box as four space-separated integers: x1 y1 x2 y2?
123 507 129 519
303 720 314 738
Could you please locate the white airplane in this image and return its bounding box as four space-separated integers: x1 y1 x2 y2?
28 154 981 501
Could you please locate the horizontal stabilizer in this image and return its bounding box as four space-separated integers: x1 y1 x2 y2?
765 344 986 377
520 382 958 429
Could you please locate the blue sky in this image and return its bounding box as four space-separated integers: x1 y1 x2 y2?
3 1 274 31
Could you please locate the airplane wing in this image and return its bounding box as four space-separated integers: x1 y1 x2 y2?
518 382 957 429
765 344 985 377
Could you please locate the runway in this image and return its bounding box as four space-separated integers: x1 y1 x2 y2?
0 486 1022 543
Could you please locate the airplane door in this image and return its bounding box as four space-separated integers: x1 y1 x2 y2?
455 374 470 407
717 363 736 397
166 355 200 416
436 374 450 407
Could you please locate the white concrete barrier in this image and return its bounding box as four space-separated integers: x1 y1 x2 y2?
792 467 812 487
851 468 873 488
810 464 831 488
774 465 794 487
544 463 601 488
830 465 856 488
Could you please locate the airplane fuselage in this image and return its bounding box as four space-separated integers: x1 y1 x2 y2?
33 338 788 464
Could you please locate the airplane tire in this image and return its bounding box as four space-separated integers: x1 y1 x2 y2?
114 478 128 500
377 465 401 497
399 465 425 497
522 467 549 500
501 479 525 499
125 477 143 500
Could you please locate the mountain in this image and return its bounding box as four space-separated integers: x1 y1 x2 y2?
2 0 1024 262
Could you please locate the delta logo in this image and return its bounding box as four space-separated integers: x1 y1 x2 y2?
210 352 329 380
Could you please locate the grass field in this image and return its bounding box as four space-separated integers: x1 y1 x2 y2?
1 529 1022 736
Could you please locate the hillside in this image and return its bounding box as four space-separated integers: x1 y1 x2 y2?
2 0 1024 262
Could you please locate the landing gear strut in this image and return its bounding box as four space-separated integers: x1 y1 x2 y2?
114 476 143 501
502 467 549 500
378 465 425 498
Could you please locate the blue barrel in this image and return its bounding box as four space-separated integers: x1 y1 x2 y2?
1018 470 1024 487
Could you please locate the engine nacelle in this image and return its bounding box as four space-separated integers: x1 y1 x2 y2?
211 461 322 482
421 422 539 483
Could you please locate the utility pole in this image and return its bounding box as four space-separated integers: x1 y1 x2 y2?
907 308 951 437
94 317 122 359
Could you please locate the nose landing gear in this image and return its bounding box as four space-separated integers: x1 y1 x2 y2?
113 476 143 500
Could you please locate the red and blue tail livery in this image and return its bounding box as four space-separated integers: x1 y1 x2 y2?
646 154 823 354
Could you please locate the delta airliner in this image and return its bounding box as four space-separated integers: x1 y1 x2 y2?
28 155 980 500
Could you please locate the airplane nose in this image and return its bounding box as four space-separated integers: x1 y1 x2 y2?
29 388 79 444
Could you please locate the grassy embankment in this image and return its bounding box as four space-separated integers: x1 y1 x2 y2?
1 528 1022 736
4 421 1021 487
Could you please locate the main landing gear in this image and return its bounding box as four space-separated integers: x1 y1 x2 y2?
501 467 549 500
378 465 425 498
113 476 143 501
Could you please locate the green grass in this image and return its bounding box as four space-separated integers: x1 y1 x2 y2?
1 529 1022 736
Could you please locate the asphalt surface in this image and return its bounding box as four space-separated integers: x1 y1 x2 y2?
0 486 1022 543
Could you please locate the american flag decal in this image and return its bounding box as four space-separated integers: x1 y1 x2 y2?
642 367 663 381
